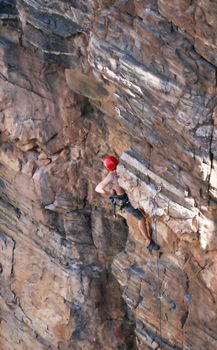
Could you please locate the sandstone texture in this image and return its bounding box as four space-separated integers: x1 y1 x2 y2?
0 0 217 349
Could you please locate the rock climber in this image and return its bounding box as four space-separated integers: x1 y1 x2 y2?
95 155 160 252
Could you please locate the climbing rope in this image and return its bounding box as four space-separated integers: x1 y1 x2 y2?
153 186 162 349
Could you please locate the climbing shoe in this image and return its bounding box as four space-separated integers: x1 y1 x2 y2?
147 240 160 253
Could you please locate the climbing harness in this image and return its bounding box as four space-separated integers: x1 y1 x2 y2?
109 193 129 218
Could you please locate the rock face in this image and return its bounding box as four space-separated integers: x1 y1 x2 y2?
0 1 217 349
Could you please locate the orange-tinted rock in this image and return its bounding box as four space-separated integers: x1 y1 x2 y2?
0 0 217 349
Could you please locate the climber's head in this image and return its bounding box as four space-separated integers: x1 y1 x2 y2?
103 155 119 171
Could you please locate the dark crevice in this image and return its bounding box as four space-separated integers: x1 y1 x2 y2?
10 239 16 278
190 45 217 70
0 73 52 101
138 324 182 350
207 109 215 201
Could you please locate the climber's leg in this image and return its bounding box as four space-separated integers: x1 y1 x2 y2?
124 203 160 252
138 216 151 243
138 217 159 251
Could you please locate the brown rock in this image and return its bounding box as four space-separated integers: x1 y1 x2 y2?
0 0 217 349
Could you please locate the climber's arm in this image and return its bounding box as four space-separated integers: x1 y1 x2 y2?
95 173 113 196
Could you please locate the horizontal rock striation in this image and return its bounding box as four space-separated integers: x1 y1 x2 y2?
0 0 217 349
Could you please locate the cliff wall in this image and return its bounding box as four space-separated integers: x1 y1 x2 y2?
0 1 217 349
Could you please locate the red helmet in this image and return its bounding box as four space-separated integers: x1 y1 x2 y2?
103 155 118 171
